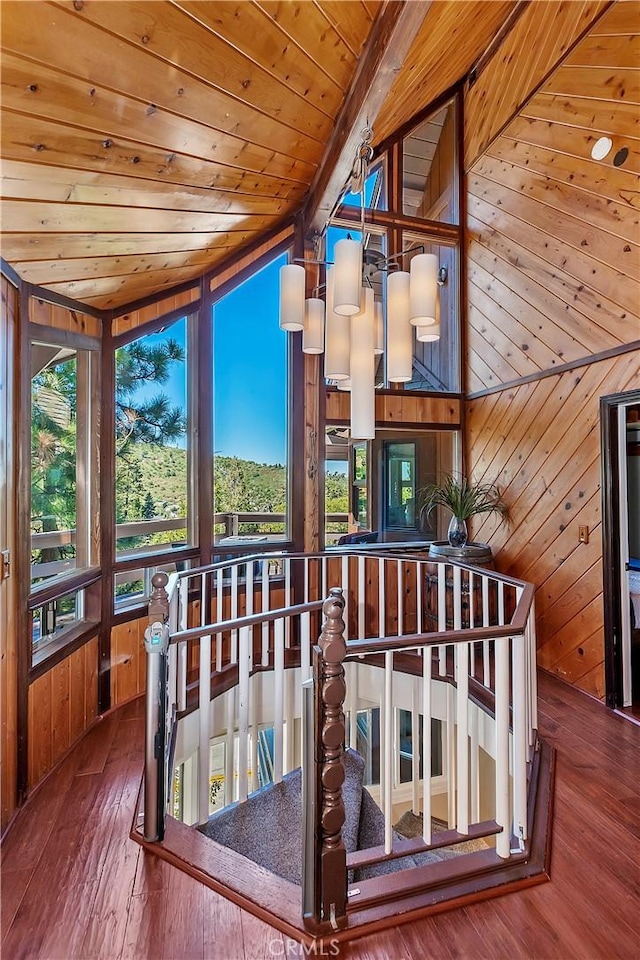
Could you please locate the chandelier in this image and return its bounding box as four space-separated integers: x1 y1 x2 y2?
279 129 446 440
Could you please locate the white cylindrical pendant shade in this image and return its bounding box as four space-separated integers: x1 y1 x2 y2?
409 253 438 327
337 378 352 392
324 267 350 380
416 323 441 342
350 287 375 440
333 238 362 316
302 298 325 354
386 271 413 383
416 287 441 341
374 299 384 355
279 263 305 331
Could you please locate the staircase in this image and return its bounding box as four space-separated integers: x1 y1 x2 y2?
134 548 552 944
197 748 462 885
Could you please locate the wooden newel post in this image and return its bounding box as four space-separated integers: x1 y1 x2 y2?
314 586 348 931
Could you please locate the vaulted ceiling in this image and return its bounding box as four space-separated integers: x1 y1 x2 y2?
0 0 515 311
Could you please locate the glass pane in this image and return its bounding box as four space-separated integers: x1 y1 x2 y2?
113 558 190 611
31 345 78 584
115 317 190 556
398 710 443 783
386 442 416 529
403 99 458 224
403 237 460 393
32 587 83 656
325 428 349 546
213 254 289 545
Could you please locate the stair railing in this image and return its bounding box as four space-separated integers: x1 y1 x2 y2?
142 549 537 933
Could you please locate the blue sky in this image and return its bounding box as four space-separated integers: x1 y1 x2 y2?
128 254 287 465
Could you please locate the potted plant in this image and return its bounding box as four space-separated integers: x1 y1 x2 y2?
419 474 508 550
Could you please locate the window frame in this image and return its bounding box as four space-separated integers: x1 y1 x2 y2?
27 321 101 668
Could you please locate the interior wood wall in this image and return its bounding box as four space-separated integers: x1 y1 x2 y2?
1 277 18 833
464 0 611 170
464 1 640 699
111 285 200 338
27 636 98 788
325 390 461 427
468 352 638 698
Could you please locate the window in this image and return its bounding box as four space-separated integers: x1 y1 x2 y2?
403 98 458 224
30 340 98 586
114 316 192 563
212 253 290 545
29 326 100 660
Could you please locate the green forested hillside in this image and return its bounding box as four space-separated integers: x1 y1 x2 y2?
116 443 349 521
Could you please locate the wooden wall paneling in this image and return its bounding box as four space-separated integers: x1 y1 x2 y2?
468 165 639 292
0 276 18 832
110 617 146 707
465 352 640 698
464 0 611 168
27 298 101 337
112 289 199 339
467 204 636 349
26 636 99 789
468 237 613 371
325 390 462 427
467 184 639 322
473 152 639 248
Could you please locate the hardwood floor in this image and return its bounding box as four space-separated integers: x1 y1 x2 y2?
2 672 639 960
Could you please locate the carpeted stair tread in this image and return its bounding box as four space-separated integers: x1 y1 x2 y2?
197 749 366 886
354 788 444 881
393 809 490 857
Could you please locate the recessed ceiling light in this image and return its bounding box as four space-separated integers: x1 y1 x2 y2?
591 136 613 161
613 146 629 167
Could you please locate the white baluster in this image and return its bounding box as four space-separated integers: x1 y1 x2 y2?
301 611 311 683
348 662 358 749
198 629 211 824
178 576 189 711
411 681 420 816
438 562 447 676
456 641 469 834
378 557 386 638
216 568 223 672
274 617 284 783
416 560 423 635
482 575 490 687
238 626 250 802
261 560 269 666
230 564 238 663
470 702 479 824
384 650 393 855
495 635 511 858
225 686 235 806
397 559 403 637
358 555 365 639
446 684 455 828
512 590 527 848
341 555 349 640
422 645 432 845
284 558 291 648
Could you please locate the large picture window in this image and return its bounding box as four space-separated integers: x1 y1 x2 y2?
114 314 193 607
212 253 290 545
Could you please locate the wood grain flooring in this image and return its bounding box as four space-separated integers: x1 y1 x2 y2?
2 672 639 959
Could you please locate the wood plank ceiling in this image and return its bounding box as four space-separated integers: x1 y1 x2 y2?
0 0 515 312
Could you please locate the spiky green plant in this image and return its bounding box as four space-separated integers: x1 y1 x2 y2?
419 474 508 525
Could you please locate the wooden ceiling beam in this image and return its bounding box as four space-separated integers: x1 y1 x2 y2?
302 0 431 238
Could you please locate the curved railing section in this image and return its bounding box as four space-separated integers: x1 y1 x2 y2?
142 548 538 933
